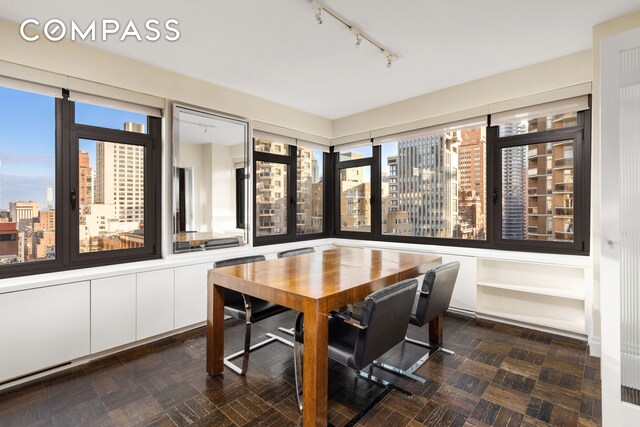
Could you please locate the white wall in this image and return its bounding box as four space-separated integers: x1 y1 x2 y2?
210 143 236 232
177 142 212 232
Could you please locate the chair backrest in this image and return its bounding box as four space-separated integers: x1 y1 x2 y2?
352 278 418 369
213 255 266 306
413 261 460 326
277 247 315 258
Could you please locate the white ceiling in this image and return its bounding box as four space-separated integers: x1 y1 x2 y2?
1 0 639 119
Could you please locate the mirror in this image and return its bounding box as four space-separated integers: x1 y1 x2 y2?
172 106 248 253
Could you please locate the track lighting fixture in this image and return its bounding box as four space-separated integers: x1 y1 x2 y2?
307 0 398 67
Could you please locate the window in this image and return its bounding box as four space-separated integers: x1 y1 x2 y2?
379 126 487 240
296 147 324 235
335 142 375 236
253 133 328 244
0 82 161 279
490 101 590 254
332 104 589 254
0 86 56 266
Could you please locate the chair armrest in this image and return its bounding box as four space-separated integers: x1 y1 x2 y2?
329 311 368 330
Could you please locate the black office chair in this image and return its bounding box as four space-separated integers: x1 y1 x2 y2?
292 278 419 412
374 261 460 383
214 255 293 376
276 247 315 258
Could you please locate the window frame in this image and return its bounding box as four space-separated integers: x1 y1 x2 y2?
332 110 591 255
487 109 591 254
252 139 330 246
333 148 379 239
0 89 162 279
66 100 161 266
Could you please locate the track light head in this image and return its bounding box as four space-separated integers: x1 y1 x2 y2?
314 7 323 24
355 33 362 47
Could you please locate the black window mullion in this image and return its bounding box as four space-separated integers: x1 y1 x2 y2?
372 145 382 239
287 145 297 239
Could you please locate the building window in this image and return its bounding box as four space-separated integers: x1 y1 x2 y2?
0 83 161 279
490 98 590 254
253 133 328 245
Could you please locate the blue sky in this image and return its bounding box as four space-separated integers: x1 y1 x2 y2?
0 87 144 210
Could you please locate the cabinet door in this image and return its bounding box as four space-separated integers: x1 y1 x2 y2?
0 281 90 383
137 269 175 340
175 263 210 329
91 274 136 353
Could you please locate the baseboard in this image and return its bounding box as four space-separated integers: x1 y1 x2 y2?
476 313 588 341
589 336 601 357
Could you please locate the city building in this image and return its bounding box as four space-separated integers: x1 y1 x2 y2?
95 124 145 225
9 201 39 223
501 145 528 239
78 150 93 206
390 133 459 238
0 222 19 263
457 128 487 239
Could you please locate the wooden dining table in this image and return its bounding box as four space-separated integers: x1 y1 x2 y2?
206 247 441 426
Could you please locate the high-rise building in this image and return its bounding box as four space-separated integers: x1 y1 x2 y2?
383 156 411 235
458 128 487 239
9 201 40 223
392 133 459 238
45 187 54 209
296 148 315 234
95 125 145 225
501 145 528 240
78 150 93 206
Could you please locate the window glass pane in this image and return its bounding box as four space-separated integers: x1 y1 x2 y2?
297 148 323 234
498 112 577 137
79 139 145 253
75 102 147 134
339 165 371 232
501 140 574 242
338 146 372 161
0 86 56 264
381 128 486 239
256 161 288 236
254 138 289 156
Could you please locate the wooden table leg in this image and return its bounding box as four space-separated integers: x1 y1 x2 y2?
207 282 225 375
428 312 444 347
302 307 328 426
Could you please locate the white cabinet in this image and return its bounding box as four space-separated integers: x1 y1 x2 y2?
443 254 476 312
91 274 136 353
476 259 586 334
0 281 90 383
174 263 210 329
137 269 175 340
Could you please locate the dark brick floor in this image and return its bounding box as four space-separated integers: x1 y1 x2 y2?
0 312 601 426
